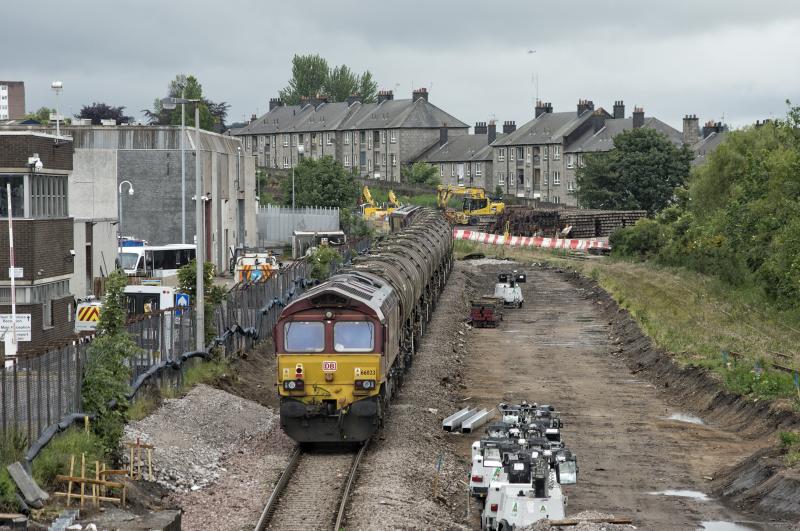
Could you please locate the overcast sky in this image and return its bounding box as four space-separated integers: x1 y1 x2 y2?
4 0 800 130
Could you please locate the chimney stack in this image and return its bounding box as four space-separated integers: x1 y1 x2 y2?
412 87 429 102
535 100 553 118
577 99 595 116
346 94 362 105
377 90 394 103
439 126 448 147
503 120 516 134
632 107 644 129
702 120 725 138
474 121 488 135
269 97 283 111
250 113 257 123
613 100 625 119
592 109 606 133
487 120 497 144
682 114 700 145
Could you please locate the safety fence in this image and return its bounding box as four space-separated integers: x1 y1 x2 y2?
453 229 610 251
1 238 368 453
257 204 340 245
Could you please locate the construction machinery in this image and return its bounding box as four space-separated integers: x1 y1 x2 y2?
436 185 505 226
360 185 400 220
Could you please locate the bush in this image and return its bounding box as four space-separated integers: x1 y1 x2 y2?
610 218 666 259
0 470 16 511
308 246 342 281
32 427 105 490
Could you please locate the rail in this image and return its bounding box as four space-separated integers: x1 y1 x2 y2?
254 441 368 531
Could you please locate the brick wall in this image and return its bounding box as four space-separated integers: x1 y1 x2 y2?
0 135 73 170
0 219 73 281
0 296 74 356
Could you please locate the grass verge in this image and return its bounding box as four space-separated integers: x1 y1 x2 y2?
31 427 105 492
780 431 800 467
455 240 800 405
0 431 27 511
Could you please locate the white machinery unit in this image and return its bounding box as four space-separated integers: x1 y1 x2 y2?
493 271 526 308
482 466 567 530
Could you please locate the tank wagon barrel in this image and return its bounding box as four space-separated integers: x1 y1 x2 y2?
274 206 453 443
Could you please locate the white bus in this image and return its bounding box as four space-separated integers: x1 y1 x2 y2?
119 244 196 277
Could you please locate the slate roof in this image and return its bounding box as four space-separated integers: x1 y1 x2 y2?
421 133 507 163
230 97 468 137
691 131 728 166
491 111 593 147
565 117 682 153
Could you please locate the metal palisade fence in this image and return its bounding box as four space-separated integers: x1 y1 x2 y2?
257 204 340 245
0 257 322 450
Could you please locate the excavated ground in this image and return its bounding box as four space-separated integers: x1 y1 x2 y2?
453 261 798 530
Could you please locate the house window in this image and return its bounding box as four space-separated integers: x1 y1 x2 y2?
440 163 445 176
498 148 505 161
553 146 560 160
475 162 482 176
292 134 298 146
391 154 397 167
298 133 304 144
509 148 514 161
544 172 549 185
345 154 351 167
567 154 575 169
568 181 575 192
543 146 548 160
326 133 333 145
578 154 585 167
526 147 531 163
283 156 289 168
553 196 560 204
283 134 289 147
516 147 524 160
381 131 386 144
498 172 505 186
510 175 515 187
368 159 372 171
390 130 396 143
345 132 350 145
553 171 561 185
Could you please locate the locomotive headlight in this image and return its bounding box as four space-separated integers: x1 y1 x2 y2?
283 379 304 391
286 380 296 390
354 379 376 391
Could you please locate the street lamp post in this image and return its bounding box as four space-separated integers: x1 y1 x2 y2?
162 96 204 352
51 81 63 137
293 144 304 209
117 180 134 239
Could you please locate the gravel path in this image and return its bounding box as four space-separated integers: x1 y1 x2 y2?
345 263 473 530
123 384 294 530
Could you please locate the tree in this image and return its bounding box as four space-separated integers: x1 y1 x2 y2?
401 162 440 186
82 270 137 453
279 54 379 104
308 246 342 281
576 128 692 215
177 260 226 345
280 156 359 208
143 74 229 131
357 71 378 104
24 107 55 124
280 54 330 105
76 102 131 125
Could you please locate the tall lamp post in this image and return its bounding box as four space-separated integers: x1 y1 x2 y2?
293 144 304 209
117 180 134 239
162 96 204 352
51 81 63 137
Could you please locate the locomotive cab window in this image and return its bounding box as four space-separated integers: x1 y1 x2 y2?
334 321 374 352
284 321 325 352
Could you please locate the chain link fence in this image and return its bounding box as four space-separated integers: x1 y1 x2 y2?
0 258 317 451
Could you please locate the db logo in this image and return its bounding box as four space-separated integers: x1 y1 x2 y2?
322 361 337 372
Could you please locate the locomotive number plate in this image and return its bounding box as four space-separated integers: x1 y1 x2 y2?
322 361 337 372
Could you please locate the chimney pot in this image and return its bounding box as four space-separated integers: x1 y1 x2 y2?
377 90 394 103
632 107 645 129
474 121 488 135
412 87 429 102
269 98 283 111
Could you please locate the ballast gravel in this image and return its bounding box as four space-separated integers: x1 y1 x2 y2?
123 384 294 530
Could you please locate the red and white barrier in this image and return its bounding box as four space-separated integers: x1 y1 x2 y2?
453 229 610 251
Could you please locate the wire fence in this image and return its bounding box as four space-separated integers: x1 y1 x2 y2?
0 256 322 451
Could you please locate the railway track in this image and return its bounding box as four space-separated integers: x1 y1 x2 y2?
254 442 368 531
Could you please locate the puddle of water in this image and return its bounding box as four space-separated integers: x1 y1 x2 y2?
649 489 711 500
666 413 705 425
698 522 760 531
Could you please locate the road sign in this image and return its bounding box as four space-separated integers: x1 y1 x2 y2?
174 293 190 317
0 314 32 342
8 267 22 279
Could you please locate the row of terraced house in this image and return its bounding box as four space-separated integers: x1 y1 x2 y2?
231 89 727 207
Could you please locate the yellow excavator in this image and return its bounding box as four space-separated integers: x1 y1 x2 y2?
436 185 505 226
361 185 401 221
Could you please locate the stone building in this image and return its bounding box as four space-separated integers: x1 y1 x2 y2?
231 89 468 182
420 121 505 189
0 131 74 355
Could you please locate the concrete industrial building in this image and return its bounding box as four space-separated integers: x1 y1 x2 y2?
231 89 468 182
0 132 74 356
0 82 25 120
64 126 257 279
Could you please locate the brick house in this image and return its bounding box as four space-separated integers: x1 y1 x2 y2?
0 132 75 356
231 89 468 182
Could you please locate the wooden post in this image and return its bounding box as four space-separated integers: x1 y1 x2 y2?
147 448 153 481
80 453 86 508
66 455 75 506
129 445 135 479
